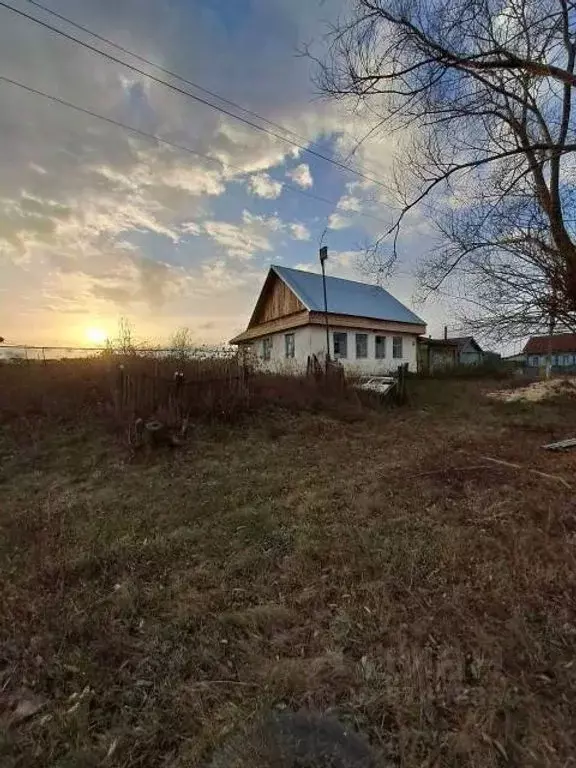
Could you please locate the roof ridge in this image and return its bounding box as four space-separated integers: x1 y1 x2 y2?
271 263 387 291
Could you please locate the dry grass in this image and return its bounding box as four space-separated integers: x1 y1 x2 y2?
0 356 360 431
1 373 576 767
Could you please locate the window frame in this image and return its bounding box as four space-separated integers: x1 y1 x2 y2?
355 333 368 359
284 332 295 359
333 331 348 359
375 335 386 359
392 336 403 359
262 337 272 361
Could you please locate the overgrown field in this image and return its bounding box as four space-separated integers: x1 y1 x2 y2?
1 373 576 767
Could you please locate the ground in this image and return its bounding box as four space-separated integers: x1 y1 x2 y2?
1 378 576 767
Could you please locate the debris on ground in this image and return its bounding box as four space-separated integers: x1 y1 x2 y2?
0 689 47 726
543 437 576 451
480 455 572 490
487 378 576 403
355 376 396 396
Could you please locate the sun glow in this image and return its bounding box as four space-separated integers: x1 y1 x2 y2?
85 327 108 346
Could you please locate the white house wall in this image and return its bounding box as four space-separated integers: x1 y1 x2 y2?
251 325 418 374
254 326 313 373
313 326 418 374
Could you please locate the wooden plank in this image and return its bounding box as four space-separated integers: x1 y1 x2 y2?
309 312 426 335
542 438 576 451
249 272 304 327
230 311 310 343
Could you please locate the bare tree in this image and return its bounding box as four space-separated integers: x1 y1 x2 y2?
315 0 576 330
169 327 196 364
103 317 138 355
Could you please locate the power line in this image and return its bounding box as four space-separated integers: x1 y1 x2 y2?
0 0 392 193
0 73 391 226
25 0 364 170
24 0 390 185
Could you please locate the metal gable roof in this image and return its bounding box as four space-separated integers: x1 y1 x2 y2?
271 265 425 325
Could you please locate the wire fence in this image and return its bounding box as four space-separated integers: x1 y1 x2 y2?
0 343 236 362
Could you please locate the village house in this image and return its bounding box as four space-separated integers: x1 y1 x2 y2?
417 337 458 373
524 333 576 369
418 332 485 372
230 265 426 373
448 336 485 365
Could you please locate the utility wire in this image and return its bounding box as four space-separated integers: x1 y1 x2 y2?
25 0 370 173
0 73 391 226
0 0 392 193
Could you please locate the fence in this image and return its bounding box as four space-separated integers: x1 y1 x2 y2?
0 343 236 363
0 349 253 425
112 359 250 424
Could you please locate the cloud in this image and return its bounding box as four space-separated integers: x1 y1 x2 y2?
295 251 360 278
287 163 313 188
328 212 352 230
203 221 271 260
246 172 284 199
202 210 284 260
0 0 412 346
201 211 309 257
337 195 362 212
289 222 310 240
180 221 202 235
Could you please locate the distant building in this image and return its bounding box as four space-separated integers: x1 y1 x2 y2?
524 333 576 369
230 265 426 373
448 336 485 365
419 332 485 371
417 337 458 372
502 352 526 365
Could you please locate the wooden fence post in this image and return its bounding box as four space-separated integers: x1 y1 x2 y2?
396 363 408 404
115 364 125 418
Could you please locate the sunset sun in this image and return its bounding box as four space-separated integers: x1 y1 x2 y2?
85 327 108 346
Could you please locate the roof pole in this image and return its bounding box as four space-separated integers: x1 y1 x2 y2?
319 246 330 365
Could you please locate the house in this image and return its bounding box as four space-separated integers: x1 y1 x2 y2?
229 265 426 373
503 352 526 364
417 337 459 373
448 336 485 365
524 333 576 369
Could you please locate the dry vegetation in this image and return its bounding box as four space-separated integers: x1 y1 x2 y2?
1 361 576 767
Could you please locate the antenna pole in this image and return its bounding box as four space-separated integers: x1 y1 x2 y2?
319 246 330 364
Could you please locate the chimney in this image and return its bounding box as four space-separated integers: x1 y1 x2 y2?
444 325 448 340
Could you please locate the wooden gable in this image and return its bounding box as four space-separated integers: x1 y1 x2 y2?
248 270 305 327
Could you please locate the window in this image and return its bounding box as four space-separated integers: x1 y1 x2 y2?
355 333 368 359
392 336 403 359
262 337 272 361
529 355 539 367
375 335 386 359
284 333 295 359
333 332 348 359
553 355 559 367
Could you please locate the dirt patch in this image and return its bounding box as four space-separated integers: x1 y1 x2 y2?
487 378 576 402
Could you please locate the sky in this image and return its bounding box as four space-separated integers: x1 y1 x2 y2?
0 0 458 349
